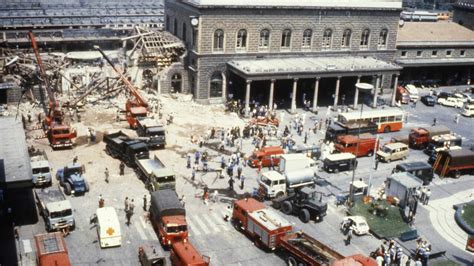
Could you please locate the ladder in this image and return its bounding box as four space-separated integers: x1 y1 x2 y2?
440 157 450 178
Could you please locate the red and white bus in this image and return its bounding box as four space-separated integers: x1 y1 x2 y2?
336 108 404 133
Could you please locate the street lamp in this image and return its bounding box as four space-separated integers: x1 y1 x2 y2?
349 83 374 203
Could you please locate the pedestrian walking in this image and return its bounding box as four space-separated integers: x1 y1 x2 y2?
191 166 196 181
228 177 235 191
424 189 431 205
240 174 245 190
126 199 135 225
237 165 242 178
454 114 460 124
73 156 78 164
98 194 105 208
104 168 109 183
180 195 186 207
202 186 209 205
143 194 147 211
432 118 437 126
119 161 125 175
124 197 129 211
187 155 191 168
346 226 353 245
221 156 226 169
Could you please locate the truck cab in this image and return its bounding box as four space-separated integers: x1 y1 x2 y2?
56 163 89 195
137 118 166 149
377 142 408 163
274 187 327 223
424 133 462 156
138 243 167 266
323 153 357 173
48 125 76 149
258 171 286 199
334 134 376 157
35 187 75 232
409 126 451 149
31 152 52 187
248 146 284 168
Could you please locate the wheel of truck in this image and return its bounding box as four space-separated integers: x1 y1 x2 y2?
84 181 90 192
281 201 293 215
287 256 297 266
64 183 72 195
454 170 461 179
70 221 76 231
299 209 310 223
384 126 391 133
367 150 374 157
334 168 339 174
273 201 281 210
276 191 284 198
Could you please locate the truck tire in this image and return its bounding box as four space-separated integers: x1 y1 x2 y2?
454 170 461 179
334 168 339 174
299 209 310 223
281 201 293 215
64 183 72 196
287 256 297 266
276 191 284 198
273 201 281 210
85 181 90 192
384 126 391 133
367 150 374 157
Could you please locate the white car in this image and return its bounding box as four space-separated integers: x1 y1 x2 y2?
341 216 370 235
438 97 464 108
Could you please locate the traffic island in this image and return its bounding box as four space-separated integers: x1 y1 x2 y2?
349 199 411 239
454 201 474 235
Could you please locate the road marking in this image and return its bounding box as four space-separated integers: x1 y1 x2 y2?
187 216 202 236
192 215 212 235
134 221 148 241
210 211 229 231
140 215 158 241
203 213 221 233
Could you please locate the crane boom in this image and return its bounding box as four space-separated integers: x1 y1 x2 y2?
27 31 55 103
93 45 148 108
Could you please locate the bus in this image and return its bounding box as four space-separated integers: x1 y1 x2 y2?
336 108 404 134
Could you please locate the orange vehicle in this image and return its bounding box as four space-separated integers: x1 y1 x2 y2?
250 116 280 127
333 254 378 266
34 232 71 266
396 86 410 104
409 126 450 149
232 198 293 250
170 241 210 266
336 108 404 134
150 189 188 246
335 134 377 157
248 146 284 168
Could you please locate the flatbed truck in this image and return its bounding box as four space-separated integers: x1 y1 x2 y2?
136 154 176 191
35 187 75 232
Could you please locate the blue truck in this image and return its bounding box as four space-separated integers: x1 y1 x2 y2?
56 163 89 196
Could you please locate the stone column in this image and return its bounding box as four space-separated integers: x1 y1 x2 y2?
373 75 380 108
245 80 252 117
269 79 275 109
312 77 320 111
391 74 399 106
291 78 298 113
353 76 361 109
333 76 341 108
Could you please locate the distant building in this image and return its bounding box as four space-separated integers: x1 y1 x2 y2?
395 21 474 86
165 0 403 110
453 0 474 30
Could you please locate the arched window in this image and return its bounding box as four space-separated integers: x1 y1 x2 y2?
322 29 332 49
341 29 352 48
213 29 224 51
360 29 370 48
302 29 312 48
378 29 388 48
210 72 223 98
173 18 178 35
259 29 270 48
281 29 291 48
236 29 247 49
182 23 187 42
171 74 182 93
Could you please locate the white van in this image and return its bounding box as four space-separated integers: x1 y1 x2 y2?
96 207 121 248
461 103 474 117
405 84 419 102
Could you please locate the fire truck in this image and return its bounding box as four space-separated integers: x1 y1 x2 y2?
170 240 210 266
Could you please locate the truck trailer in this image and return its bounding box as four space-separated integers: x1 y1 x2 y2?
432 149 474 178
34 232 71 266
136 154 176 191
103 131 149 166
409 126 451 149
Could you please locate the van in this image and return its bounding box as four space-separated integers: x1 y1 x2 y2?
334 134 377 157
393 162 434 185
461 103 474 117
323 153 357 173
404 84 419 102
96 207 121 248
376 143 409 163
248 146 284 168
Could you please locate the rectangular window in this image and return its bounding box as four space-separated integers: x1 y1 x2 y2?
416 51 422 57
432 50 438 57
445 50 452 57
460 50 466 57
401 51 407 57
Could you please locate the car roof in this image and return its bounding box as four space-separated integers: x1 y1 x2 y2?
346 216 367 223
383 142 407 149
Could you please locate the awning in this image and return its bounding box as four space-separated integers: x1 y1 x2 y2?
227 56 401 80
395 58 474 67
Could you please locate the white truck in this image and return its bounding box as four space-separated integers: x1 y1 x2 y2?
258 168 316 199
35 187 75 232
405 84 419 102
279 154 317 174
136 154 176 192
30 151 52 187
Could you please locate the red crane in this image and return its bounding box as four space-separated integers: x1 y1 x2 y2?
28 31 76 149
93 45 148 128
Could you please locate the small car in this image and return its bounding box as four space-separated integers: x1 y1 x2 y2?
420 95 436 106
340 216 370 235
436 91 452 99
438 97 464 108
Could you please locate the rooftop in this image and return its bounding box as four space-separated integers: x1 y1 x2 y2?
389 172 422 188
0 117 32 189
182 0 402 9
397 22 474 46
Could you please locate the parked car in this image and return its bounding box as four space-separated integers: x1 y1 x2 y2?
436 91 453 99
438 97 464 108
420 95 436 106
461 103 474 117
340 216 370 235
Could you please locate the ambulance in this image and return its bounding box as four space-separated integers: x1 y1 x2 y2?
96 207 122 248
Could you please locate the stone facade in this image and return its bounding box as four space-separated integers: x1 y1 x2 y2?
165 0 402 104
453 0 474 30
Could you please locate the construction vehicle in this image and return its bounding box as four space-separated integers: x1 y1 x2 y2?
432 149 474 178
272 187 327 223
136 154 176 192
35 187 75 232
150 189 188 246
409 126 451 149
94 45 149 128
30 150 52 187
138 242 168 266
334 134 377 157
231 198 293 250
56 163 89 196
137 118 166 149
424 133 462 156
28 31 76 149
258 169 316 199
103 131 149 166
170 241 210 266
34 232 71 266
